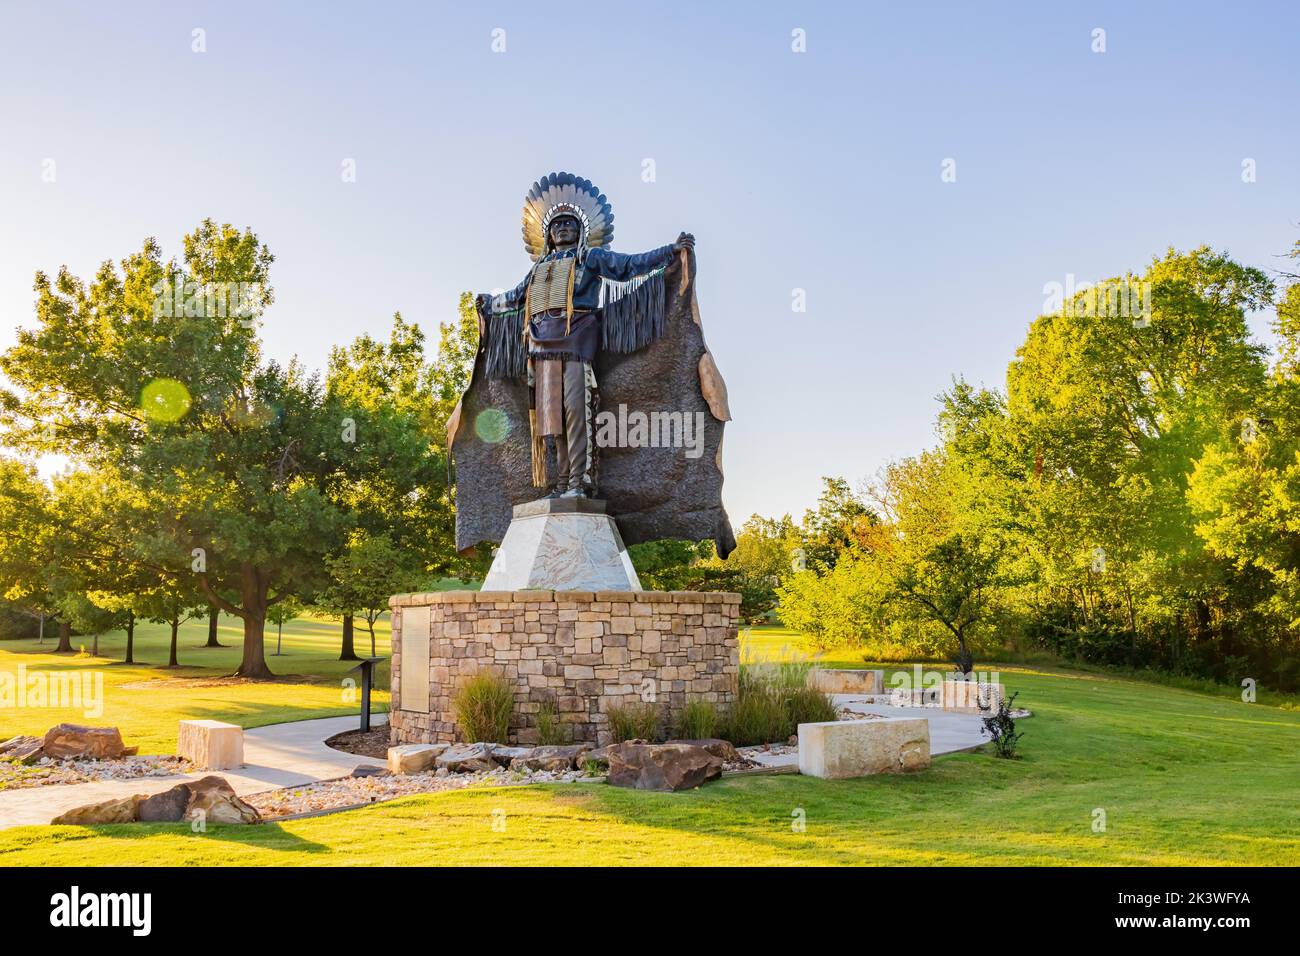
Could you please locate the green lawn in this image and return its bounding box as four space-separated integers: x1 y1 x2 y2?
0 612 390 755
2 622 1298 866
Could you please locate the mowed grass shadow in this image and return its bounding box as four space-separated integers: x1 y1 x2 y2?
2 820 335 864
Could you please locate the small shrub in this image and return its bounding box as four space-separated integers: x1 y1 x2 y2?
674 698 720 740
606 700 661 742
452 671 514 743
980 690 1024 758
535 701 568 745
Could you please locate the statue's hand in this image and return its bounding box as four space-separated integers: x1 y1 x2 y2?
474 293 490 312
674 232 695 253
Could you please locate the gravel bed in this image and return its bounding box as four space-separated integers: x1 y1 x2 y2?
0 754 191 790
245 765 598 820
736 743 797 760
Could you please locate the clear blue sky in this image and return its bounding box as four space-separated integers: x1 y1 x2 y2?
2 0 1297 524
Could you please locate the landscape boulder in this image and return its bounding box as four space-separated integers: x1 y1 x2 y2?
436 743 498 773
509 744 591 772
184 775 261 825
51 795 144 826
0 735 45 763
57 776 260 826
387 743 447 774
41 724 131 760
583 739 650 771
664 738 740 763
137 783 193 822
606 742 723 792
489 745 533 763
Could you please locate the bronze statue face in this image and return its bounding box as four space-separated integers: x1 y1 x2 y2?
548 215 580 250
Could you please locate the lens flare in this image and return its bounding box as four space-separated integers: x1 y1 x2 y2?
140 378 191 422
475 408 509 444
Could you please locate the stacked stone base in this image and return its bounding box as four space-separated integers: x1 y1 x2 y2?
389 590 740 747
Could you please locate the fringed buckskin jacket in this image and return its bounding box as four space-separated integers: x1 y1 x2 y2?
480 243 677 376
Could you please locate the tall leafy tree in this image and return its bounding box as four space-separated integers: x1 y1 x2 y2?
1188 245 1300 685
0 221 351 678
317 532 413 658
798 477 875 571
0 459 62 645
319 310 472 659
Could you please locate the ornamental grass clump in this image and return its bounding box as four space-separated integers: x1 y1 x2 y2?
721 662 837 746
785 682 839 728
674 698 720 740
535 701 568 745
722 680 787 746
722 663 788 745
453 671 514 744
606 700 661 742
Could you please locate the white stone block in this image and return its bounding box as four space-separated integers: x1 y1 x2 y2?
177 719 244 770
797 718 930 779
809 668 885 695
941 680 1005 713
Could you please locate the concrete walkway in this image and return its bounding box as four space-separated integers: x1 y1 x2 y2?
745 698 991 769
0 715 386 830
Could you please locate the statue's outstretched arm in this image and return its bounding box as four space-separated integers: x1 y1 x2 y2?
584 244 677 282
585 232 695 281
476 274 529 316
476 272 530 380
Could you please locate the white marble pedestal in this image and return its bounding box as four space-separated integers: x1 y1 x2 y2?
480 497 642 592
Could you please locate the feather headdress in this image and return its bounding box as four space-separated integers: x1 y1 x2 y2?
521 172 614 262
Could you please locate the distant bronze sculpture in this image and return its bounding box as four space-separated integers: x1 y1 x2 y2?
451 172 735 557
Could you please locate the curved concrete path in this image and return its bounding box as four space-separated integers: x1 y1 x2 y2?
0 715 386 830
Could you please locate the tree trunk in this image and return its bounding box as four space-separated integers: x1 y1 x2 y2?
339 613 360 661
92 632 99 657
367 616 376 657
168 619 180 667
954 634 974 675
234 564 274 679
124 610 136 664
54 620 73 653
204 605 225 647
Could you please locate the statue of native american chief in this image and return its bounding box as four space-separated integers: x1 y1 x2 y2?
449 171 736 558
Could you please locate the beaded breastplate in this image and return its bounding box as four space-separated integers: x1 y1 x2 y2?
527 256 574 314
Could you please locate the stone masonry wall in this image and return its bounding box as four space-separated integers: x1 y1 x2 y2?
389 590 740 746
